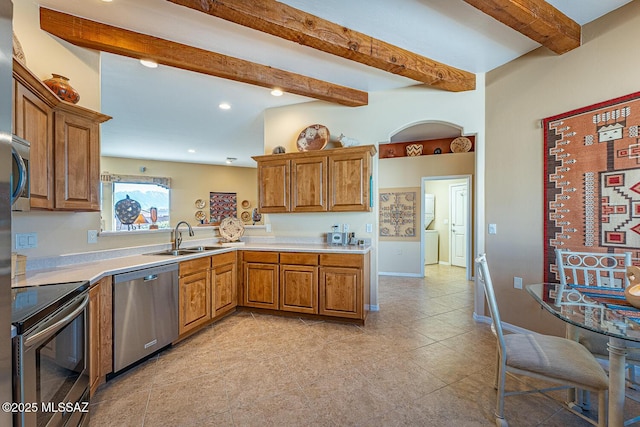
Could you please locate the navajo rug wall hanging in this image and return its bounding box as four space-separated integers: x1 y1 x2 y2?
379 187 420 241
543 92 640 282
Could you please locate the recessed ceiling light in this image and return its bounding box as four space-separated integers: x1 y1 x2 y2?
187 149 196 153
271 89 283 97
139 59 158 68
219 103 231 110
101 0 113 2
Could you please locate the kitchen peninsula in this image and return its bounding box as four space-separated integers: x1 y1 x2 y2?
12 241 372 395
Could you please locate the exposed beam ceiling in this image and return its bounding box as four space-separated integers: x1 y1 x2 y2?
39 7 368 107
167 0 476 92
462 0 581 54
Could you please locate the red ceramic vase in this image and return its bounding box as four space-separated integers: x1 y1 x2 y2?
43 74 80 104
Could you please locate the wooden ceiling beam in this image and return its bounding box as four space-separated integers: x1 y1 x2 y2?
167 0 476 92
39 7 368 107
463 0 581 54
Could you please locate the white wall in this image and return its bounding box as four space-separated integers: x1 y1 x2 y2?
264 80 486 304
485 2 640 335
378 153 475 274
12 157 260 260
13 0 100 111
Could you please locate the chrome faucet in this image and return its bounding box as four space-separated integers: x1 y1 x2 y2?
172 221 194 250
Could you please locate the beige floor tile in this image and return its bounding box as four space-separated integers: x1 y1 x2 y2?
90 264 610 427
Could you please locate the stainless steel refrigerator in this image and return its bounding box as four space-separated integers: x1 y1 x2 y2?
0 0 13 425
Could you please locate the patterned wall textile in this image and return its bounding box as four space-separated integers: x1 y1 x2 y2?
379 188 420 241
209 192 237 225
543 92 640 282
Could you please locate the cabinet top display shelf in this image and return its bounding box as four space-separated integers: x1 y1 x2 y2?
252 144 377 162
13 58 111 123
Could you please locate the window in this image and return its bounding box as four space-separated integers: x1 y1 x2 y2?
101 174 171 232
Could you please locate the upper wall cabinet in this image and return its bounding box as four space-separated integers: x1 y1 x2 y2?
252 145 376 213
12 59 111 211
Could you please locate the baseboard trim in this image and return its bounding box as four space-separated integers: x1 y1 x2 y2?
473 313 535 334
366 304 380 312
438 261 451 266
378 272 422 277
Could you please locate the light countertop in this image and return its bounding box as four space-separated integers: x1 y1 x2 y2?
12 242 371 288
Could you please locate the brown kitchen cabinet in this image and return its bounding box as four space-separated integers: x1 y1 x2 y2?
252 145 376 213
53 107 103 210
178 258 211 337
328 150 373 212
89 276 112 396
13 77 55 209
12 59 111 211
256 158 289 212
319 253 370 320
279 252 319 314
242 251 279 309
291 156 327 212
211 251 237 318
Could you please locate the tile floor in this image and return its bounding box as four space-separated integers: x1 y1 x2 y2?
89 265 638 426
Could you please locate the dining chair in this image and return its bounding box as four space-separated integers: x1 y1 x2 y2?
476 254 608 427
555 249 640 388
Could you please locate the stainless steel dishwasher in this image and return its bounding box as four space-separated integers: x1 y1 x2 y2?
113 263 179 373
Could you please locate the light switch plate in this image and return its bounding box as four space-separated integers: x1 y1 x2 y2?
488 224 497 234
15 233 37 249
88 230 98 244
514 276 523 289
366 223 373 233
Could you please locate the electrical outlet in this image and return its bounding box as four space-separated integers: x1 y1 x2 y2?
343 223 350 232
15 233 37 249
88 230 98 244
514 277 523 289
366 223 373 233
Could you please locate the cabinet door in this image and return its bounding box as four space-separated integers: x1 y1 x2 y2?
54 110 100 211
243 262 279 309
257 158 290 212
319 267 362 319
14 81 55 209
280 264 318 314
328 151 371 212
212 262 237 317
179 270 211 336
291 156 327 212
89 284 100 396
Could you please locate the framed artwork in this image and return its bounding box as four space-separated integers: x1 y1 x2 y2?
543 91 640 281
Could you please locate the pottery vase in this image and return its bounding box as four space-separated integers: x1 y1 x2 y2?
43 74 80 104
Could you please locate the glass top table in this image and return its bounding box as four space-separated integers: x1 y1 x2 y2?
526 283 639 426
526 282 640 343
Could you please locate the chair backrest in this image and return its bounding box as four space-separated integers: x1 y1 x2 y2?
555 249 631 289
475 254 506 354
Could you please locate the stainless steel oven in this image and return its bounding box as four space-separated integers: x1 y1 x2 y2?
12 282 90 427
11 134 30 212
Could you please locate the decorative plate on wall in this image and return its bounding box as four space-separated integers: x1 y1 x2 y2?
296 124 329 151
195 199 205 209
241 211 251 223
195 210 205 221
219 217 245 242
450 137 472 153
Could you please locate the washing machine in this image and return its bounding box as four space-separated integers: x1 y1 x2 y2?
425 230 439 265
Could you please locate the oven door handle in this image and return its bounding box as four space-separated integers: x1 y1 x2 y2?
11 146 27 206
24 294 89 349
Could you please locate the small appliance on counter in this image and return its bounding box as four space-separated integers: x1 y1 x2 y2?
327 224 347 245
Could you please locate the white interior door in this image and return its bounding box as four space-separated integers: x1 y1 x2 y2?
450 183 467 267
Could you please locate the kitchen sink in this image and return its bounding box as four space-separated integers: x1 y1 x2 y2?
145 246 224 256
145 249 197 256
184 245 224 252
